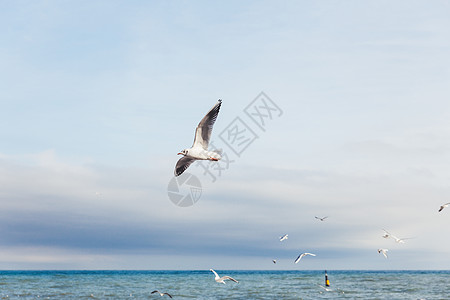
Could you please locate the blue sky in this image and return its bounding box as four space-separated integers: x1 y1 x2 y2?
1 0 450 270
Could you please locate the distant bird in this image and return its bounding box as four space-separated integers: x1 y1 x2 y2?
378 248 389 258
151 291 172 298
280 234 288 242
383 229 411 244
438 202 450 212
272 259 277 264
315 216 328 221
294 252 316 263
175 100 222 176
210 269 238 284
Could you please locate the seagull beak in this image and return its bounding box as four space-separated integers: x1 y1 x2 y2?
177 152 183 155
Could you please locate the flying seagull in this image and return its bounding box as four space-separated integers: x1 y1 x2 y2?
315 216 329 221
175 100 222 176
378 248 389 258
382 229 411 244
210 269 238 284
279 234 288 242
151 291 173 298
294 252 316 263
438 202 450 212
272 259 277 264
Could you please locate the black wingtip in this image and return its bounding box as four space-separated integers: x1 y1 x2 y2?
218 99 222 103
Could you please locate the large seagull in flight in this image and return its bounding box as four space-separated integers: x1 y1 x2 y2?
175 100 222 176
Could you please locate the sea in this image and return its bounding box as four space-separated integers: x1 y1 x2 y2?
0 270 449 299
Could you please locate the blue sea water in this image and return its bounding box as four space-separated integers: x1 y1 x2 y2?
0 270 449 299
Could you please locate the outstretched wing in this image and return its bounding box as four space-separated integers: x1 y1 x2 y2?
439 203 450 212
151 290 159 294
175 156 196 176
223 276 238 283
294 254 304 263
192 100 222 149
163 293 173 298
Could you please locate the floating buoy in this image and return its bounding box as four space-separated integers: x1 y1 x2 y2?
325 270 330 287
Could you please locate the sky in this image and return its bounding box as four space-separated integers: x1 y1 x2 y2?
1 0 450 270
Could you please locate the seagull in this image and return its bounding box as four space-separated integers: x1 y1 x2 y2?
294 252 316 263
151 291 172 298
279 234 288 242
378 248 388 258
272 259 277 264
315 216 328 221
383 229 411 244
438 202 450 212
210 269 238 284
174 100 222 177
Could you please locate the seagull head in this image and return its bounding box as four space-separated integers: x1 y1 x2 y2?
178 149 188 156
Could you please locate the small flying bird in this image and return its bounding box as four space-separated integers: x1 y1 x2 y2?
315 216 329 221
438 202 450 212
279 234 288 242
294 252 316 263
151 291 173 298
378 248 389 258
210 269 239 284
272 259 277 264
383 229 411 244
175 100 223 176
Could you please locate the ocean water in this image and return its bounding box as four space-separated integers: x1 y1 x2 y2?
0 270 449 299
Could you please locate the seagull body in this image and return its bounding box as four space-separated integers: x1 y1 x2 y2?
272 259 277 264
294 252 316 263
439 202 450 212
315 216 328 221
175 100 222 176
279 234 288 242
210 269 238 284
151 291 173 298
378 248 389 258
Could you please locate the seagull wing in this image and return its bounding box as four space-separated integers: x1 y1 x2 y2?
192 100 222 150
163 293 173 298
222 276 238 283
439 203 450 212
174 156 196 176
151 291 159 294
294 254 304 263
305 253 316 256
